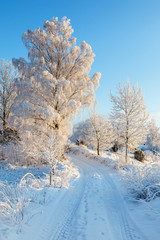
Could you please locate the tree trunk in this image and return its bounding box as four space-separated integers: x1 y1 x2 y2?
50 166 52 185
97 140 100 155
125 119 129 163
125 138 128 163
2 108 6 142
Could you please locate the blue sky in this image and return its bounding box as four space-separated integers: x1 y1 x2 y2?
1 0 160 125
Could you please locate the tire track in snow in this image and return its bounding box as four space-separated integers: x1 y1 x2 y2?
49 167 87 240
69 156 116 240
20 151 149 240
101 173 148 240
74 154 148 240
24 168 86 240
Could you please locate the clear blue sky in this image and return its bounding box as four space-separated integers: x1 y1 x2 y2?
1 0 160 125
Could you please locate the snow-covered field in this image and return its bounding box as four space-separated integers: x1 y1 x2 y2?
0 146 160 240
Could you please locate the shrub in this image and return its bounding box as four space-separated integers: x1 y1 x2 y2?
76 138 87 146
134 149 145 162
112 143 118 152
0 128 19 143
122 164 160 201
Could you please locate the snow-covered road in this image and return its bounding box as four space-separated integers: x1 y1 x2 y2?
67 153 148 240
13 151 149 240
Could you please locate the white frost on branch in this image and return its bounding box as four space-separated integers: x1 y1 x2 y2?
10 17 101 164
85 113 114 155
110 81 149 163
146 119 160 153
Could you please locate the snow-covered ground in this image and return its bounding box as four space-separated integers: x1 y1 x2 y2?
0 146 160 240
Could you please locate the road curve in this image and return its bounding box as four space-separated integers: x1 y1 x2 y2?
16 150 148 240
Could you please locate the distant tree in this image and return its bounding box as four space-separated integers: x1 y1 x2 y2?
146 119 160 153
0 59 18 142
110 82 149 163
85 113 114 155
71 120 88 145
111 121 124 152
12 17 101 161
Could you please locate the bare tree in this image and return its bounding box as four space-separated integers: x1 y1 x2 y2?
110 82 149 163
0 59 18 141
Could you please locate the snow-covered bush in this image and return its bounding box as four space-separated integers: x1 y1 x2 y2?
122 164 160 201
0 173 48 231
76 137 87 146
51 160 80 188
1 142 25 165
0 181 30 230
134 149 145 162
0 158 79 237
144 150 153 162
112 142 119 152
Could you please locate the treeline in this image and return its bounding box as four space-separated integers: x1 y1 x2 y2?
72 82 160 162
0 17 159 167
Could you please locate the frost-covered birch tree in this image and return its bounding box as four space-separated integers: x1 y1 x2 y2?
85 113 114 155
110 82 148 163
0 59 18 141
146 119 160 153
11 17 101 161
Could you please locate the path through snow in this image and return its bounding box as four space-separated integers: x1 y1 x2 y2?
10 151 149 240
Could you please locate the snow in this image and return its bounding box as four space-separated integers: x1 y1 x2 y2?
0 146 160 240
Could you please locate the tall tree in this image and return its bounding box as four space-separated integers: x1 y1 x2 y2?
110 82 148 163
146 119 160 153
0 59 18 141
85 113 114 155
12 17 101 161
